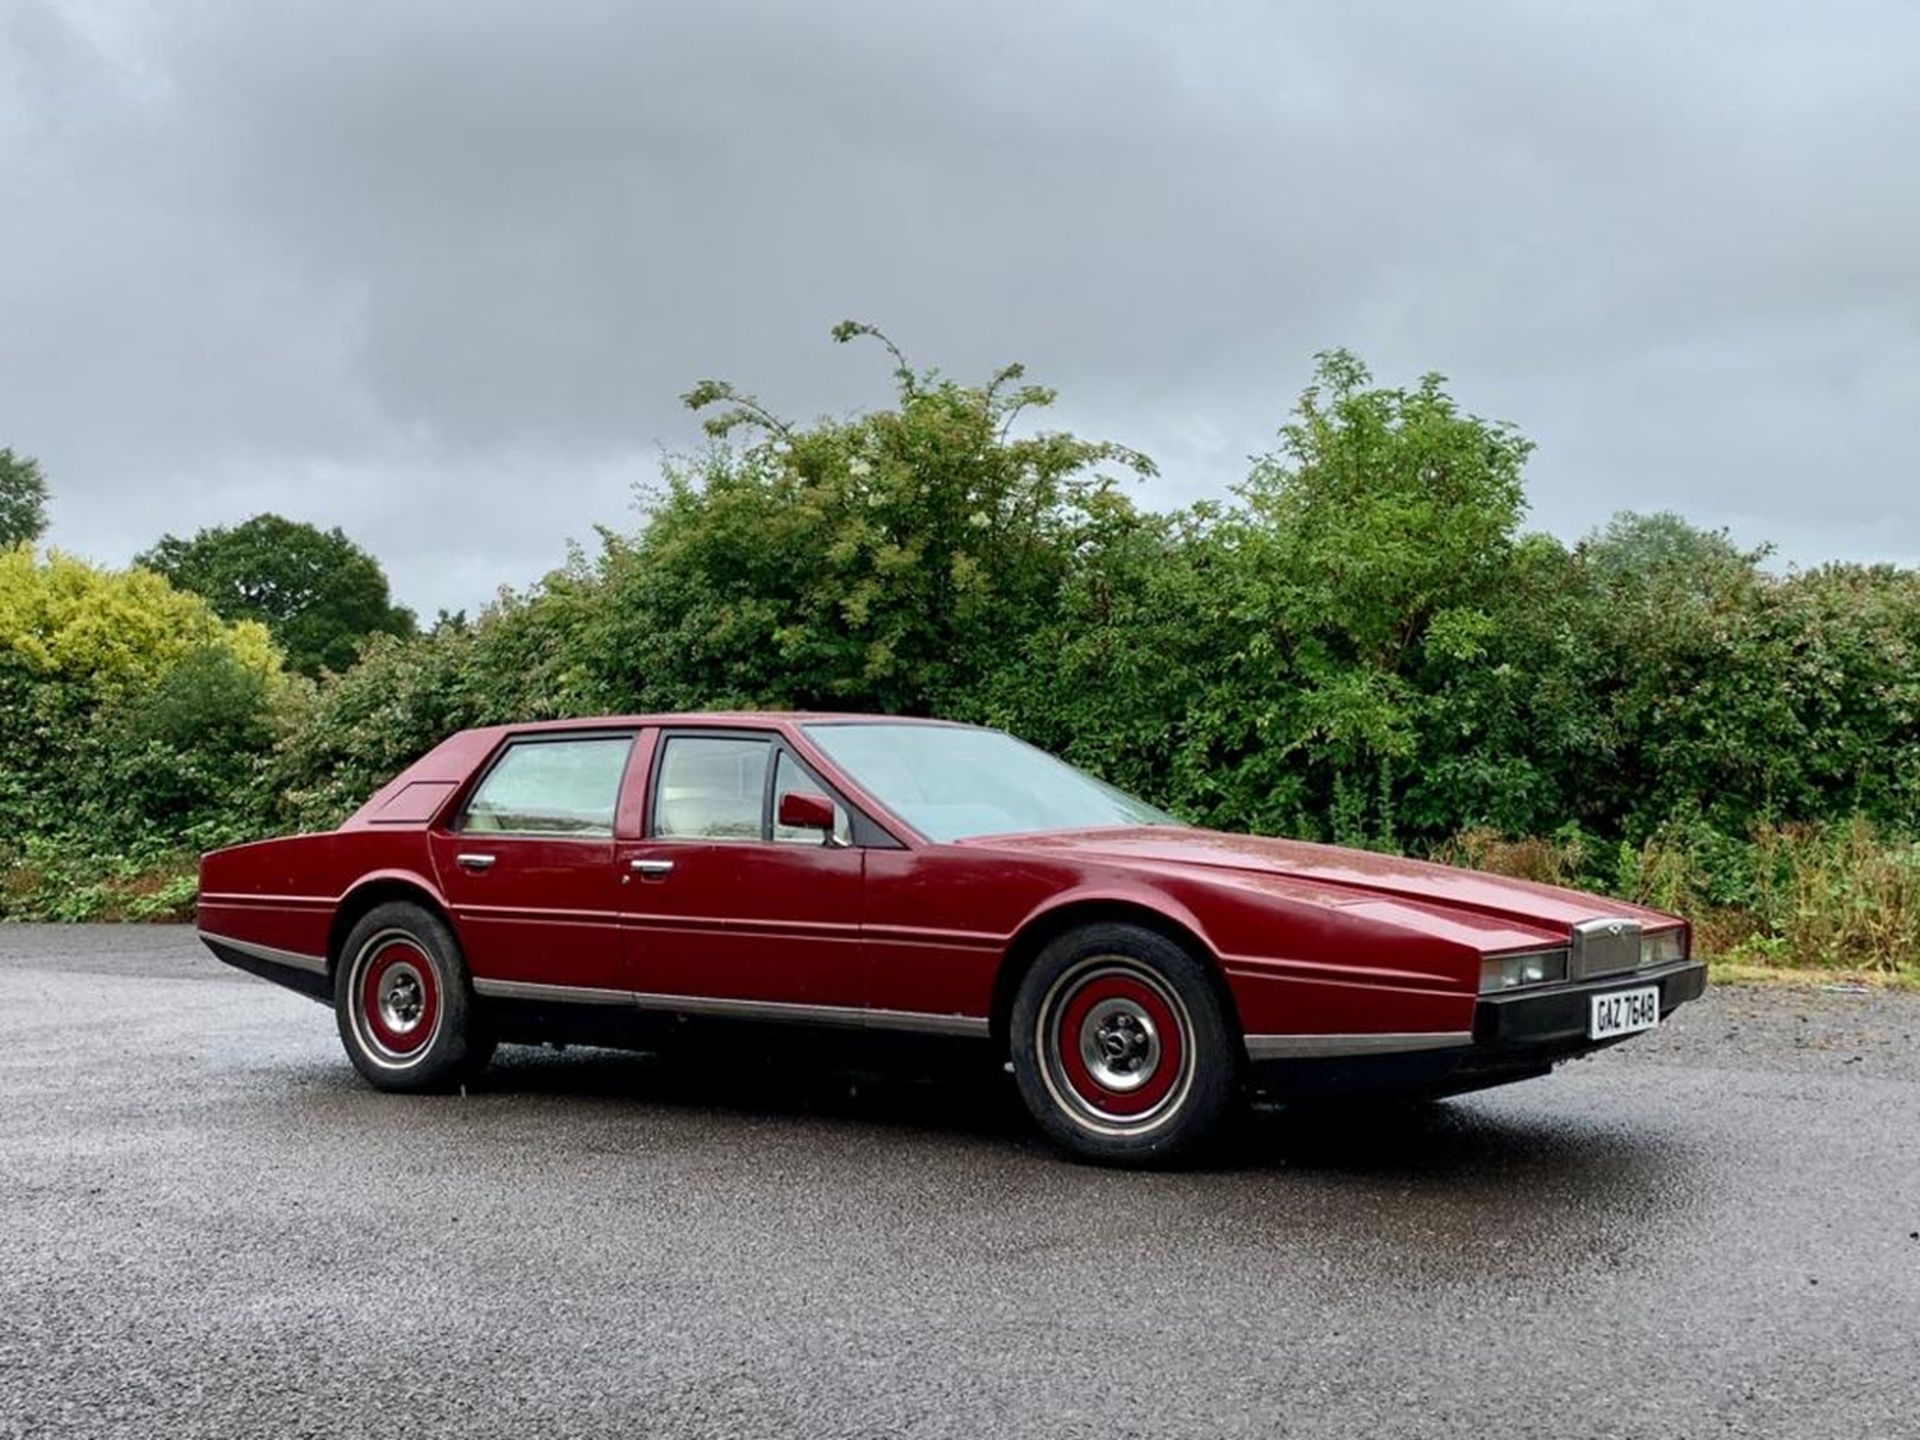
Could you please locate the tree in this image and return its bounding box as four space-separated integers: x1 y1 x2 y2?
0 449 50 548
561 321 1154 717
1180 350 1538 842
137 514 415 677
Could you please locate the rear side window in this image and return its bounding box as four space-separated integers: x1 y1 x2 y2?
459 736 633 836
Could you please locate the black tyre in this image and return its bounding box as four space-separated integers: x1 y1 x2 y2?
1009 922 1238 1166
333 901 494 1092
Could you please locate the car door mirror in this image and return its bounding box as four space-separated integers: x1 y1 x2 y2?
776 790 836 836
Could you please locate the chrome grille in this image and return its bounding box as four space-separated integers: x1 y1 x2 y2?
1569 917 1642 979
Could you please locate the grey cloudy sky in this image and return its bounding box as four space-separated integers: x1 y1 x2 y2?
4 0 1916 617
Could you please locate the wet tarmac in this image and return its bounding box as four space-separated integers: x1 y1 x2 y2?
2 925 1916 1438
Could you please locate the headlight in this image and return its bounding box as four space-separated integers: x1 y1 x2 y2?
1640 928 1687 967
1480 949 1569 993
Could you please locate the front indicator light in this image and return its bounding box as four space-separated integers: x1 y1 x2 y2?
1480 950 1569 993
1640 928 1687 967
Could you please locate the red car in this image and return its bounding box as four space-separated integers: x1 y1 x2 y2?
198 713 1705 1163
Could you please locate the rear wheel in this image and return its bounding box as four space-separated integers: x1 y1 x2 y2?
334 902 493 1092
1009 922 1238 1166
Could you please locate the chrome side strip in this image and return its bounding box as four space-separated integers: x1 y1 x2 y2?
860 1007 990 1038
626 989 991 1038
472 978 988 1037
1243 1030 1473 1061
197 930 329 976
472 978 633 1006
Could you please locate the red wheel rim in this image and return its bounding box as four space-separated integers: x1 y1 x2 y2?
1038 960 1194 1134
355 937 440 1061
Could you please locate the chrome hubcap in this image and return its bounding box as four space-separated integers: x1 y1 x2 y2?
1078 997 1161 1092
377 962 427 1035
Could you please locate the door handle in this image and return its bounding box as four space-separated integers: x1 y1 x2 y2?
629 859 675 879
456 853 497 872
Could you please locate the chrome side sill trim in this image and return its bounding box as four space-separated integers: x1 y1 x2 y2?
471 978 988 1037
627 990 991 1038
1244 1030 1473 1061
860 1007 990 1038
197 930 329 976
473 978 633 1006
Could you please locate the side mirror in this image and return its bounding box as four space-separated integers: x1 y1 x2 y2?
777 790 836 835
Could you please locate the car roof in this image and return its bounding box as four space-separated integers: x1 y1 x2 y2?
468 710 975 734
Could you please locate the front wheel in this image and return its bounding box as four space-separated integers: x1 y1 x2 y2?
334 902 493 1092
1009 922 1239 1166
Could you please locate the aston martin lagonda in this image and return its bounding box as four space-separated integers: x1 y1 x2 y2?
198 713 1706 1163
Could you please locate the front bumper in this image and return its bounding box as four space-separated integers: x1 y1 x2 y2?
1247 959 1708 1104
1472 958 1707 1049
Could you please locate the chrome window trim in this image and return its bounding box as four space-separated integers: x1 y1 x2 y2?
440 831 623 844
197 931 328 976
1243 1031 1473 1061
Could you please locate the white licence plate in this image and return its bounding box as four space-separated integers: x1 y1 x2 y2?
1590 986 1661 1040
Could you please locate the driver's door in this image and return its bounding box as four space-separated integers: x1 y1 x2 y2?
618 731 865 1010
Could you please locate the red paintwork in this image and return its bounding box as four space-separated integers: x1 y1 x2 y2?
198 711 1689 1043
428 828 628 994
622 835 867 1006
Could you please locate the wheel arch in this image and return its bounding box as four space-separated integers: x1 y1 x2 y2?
989 896 1244 1057
327 871 455 975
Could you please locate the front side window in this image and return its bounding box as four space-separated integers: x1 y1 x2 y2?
460 736 632 836
652 736 771 841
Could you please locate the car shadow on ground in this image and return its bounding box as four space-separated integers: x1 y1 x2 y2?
479 1037 1035 1141
461 1036 1691 1192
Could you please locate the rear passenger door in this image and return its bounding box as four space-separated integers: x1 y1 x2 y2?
618 730 866 1010
428 730 636 1001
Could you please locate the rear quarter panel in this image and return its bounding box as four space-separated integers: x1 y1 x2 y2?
198 831 442 964
198 727 502 962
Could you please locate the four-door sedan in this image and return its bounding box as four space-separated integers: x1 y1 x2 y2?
198 713 1706 1164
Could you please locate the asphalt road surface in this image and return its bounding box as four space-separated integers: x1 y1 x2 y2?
3 926 1917 1439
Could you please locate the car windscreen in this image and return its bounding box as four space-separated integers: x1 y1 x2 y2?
802 723 1178 843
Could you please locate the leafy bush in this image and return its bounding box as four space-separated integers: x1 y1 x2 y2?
1442 818 1920 976
0 547 287 916
559 323 1154 719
